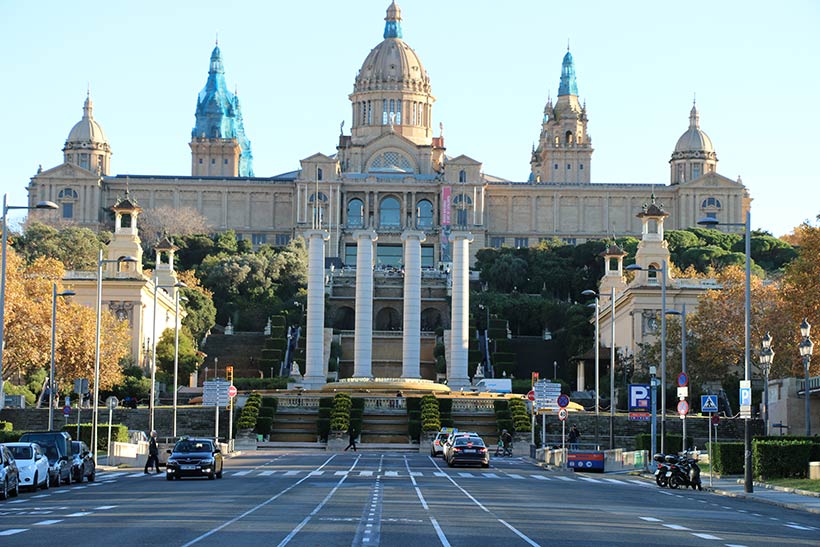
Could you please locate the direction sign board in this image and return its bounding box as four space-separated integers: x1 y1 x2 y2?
677 372 689 387
533 380 561 410
557 394 570 409
202 379 231 407
701 395 718 413
628 384 650 411
558 408 568 421
677 400 689 416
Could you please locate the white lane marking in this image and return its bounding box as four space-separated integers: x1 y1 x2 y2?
628 480 653 487
87 482 102 486
507 473 525 479
276 457 360 547
784 524 814 531
71 486 87 490
531 475 549 480
434 472 447 477
555 476 575 482
428 456 541 546
692 533 722 540
284 470 300 476
334 471 348 476
577 476 601 483
128 472 144 477
602 478 624 485
662 524 690 531
233 470 252 476
0 529 28 536
34 520 63 526
725 544 749 547
94 505 117 510
179 455 338 547
385 471 398 477
751 513 763 517
409 471 423 477
736 509 747 513
8 500 26 504
430 517 451 547
67 512 93 517
769 517 780 521
721 506 732 509
51 490 69 494
308 471 323 476
259 471 275 476
458 472 474 478
359 471 373 476
639 517 662 522
32 494 50 498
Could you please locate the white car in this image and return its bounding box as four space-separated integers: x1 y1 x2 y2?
4 442 49 491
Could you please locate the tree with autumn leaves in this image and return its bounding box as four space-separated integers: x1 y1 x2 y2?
1 246 129 399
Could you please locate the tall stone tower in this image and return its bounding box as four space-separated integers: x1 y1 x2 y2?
669 101 718 184
632 195 672 286
530 49 593 183
108 194 144 277
190 43 254 177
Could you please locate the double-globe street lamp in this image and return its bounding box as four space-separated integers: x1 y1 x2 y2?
48 284 76 430
582 287 618 449
92 250 138 466
698 211 753 493
581 290 601 448
172 293 188 439
626 260 668 453
665 305 688 452
149 279 187 435
759 332 774 436
0 194 58 408
798 319 814 436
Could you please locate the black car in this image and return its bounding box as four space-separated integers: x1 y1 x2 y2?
18 431 73 486
70 441 96 483
0 444 21 499
446 436 490 468
165 438 223 480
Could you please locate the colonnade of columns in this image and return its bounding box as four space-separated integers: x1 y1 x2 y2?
304 228 473 385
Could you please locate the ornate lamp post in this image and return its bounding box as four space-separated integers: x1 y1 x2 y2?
798 319 813 436
1 194 57 408
150 279 186 434
581 289 601 447
759 332 774 436
48 284 75 430
698 211 752 492
665 305 688 451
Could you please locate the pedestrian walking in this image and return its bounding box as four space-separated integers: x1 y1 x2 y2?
568 424 580 450
144 430 161 474
344 426 357 452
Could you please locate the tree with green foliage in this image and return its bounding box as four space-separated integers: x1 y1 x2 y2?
14 222 108 269
155 327 205 379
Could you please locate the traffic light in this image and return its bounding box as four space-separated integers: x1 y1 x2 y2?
531 371 539 386
226 366 234 383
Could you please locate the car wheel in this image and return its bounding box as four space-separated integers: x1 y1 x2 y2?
74 470 82 484
10 478 19 497
166 474 173 481
1 479 8 500
87 471 95 483
208 472 216 480
42 473 49 490
52 473 60 487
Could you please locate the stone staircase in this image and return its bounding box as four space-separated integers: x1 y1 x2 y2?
201 332 268 378
453 413 499 445
360 411 409 444
269 409 319 442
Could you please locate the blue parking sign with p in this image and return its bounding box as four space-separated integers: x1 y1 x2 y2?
701 395 718 413
629 384 651 411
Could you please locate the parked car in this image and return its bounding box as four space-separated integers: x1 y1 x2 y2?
165 438 223 480
446 436 490 468
70 441 96 483
18 431 73 486
443 431 480 461
4 442 49 491
430 432 449 457
0 444 21 499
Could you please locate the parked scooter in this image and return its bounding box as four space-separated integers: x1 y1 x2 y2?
667 451 703 491
653 453 671 487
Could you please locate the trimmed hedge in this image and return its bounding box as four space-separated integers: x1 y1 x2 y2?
258 406 276 419
61 424 128 451
260 397 279 409
0 421 12 432
421 395 441 432
509 399 531 433
708 442 745 475
236 393 263 429
753 440 814 480
330 394 352 432
754 436 820 462
255 417 274 436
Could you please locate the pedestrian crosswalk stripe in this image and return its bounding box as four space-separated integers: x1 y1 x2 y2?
578 476 601 483
233 470 252 476
308 471 324 476
602 478 625 485
334 471 348 476
555 476 575 482
259 470 275 476
507 473 525 479
434 472 447 477
128 472 145 477
628 480 652 487
532 475 551 480
284 470 300 476
359 471 373 476
458 472 475 478
409 471 423 476
385 471 399 477
482 473 500 478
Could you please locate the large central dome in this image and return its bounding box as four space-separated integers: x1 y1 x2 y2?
354 2 431 95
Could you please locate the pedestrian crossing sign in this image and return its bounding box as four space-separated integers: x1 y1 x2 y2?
701 395 718 413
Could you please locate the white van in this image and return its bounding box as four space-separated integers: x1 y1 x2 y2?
472 379 512 393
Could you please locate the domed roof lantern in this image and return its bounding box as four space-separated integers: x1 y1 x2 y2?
384 1 403 39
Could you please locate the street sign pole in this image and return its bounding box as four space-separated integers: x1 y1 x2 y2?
562 419 566 467
708 412 713 487
541 413 546 447
215 403 220 443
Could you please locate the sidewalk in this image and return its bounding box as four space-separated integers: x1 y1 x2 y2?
703 475 820 515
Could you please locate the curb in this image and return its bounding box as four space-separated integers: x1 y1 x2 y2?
709 487 820 516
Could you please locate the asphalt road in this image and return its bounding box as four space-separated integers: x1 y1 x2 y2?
1 451 817 546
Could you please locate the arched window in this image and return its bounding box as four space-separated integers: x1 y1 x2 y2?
379 197 401 227
701 197 722 209
309 192 328 226
58 187 78 199
368 151 414 173
416 199 433 229
648 262 660 284
458 170 467 183
453 194 472 226
565 131 573 144
317 167 323 181
347 198 364 228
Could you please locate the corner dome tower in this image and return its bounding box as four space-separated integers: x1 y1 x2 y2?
63 92 111 175
670 102 717 184
349 1 435 146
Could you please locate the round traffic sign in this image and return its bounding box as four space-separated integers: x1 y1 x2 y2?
526 390 535 402
677 400 689 415
62 405 71 417
711 414 720 426
558 408 568 421
105 396 119 410
557 393 570 408
677 372 689 387
228 385 238 398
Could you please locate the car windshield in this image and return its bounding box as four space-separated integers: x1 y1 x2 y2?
71 442 83 455
8 446 33 460
174 440 213 453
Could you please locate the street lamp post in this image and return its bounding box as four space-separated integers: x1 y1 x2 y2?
798 319 813 436
582 290 601 448
0 194 57 408
698 210 752 492
666 304 687 451
150 279 186 435
759 332 774 436
626 260 668 452
172 293 188 439
479 304 491 378
48 284 76 430
92 250 137 466
650 365 658 459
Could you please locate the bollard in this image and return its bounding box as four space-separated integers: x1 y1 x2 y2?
810 461 820 480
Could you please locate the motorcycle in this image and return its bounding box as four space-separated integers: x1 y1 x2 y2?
653 453 670 487
667 452 702 491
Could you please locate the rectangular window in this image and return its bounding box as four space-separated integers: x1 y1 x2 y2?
345 243 358 267
383 100 388 124
567 164 571 170
561 238 577 246
79 153 90 170
376 244 402 268
514 237 529 248
62 202 73 219
251 233 267 246
367 101 372 125
224 159 228 164
421 245 435 269
490 237 505 248
274 234 291 246
579 164 584 170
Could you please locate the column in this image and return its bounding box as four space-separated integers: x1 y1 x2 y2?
577 361 585 392
304 229 330 388
401 230 426 378
448 231 473 389
353 230 378 378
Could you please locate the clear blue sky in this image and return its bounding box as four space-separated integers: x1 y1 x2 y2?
1 0 818 236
